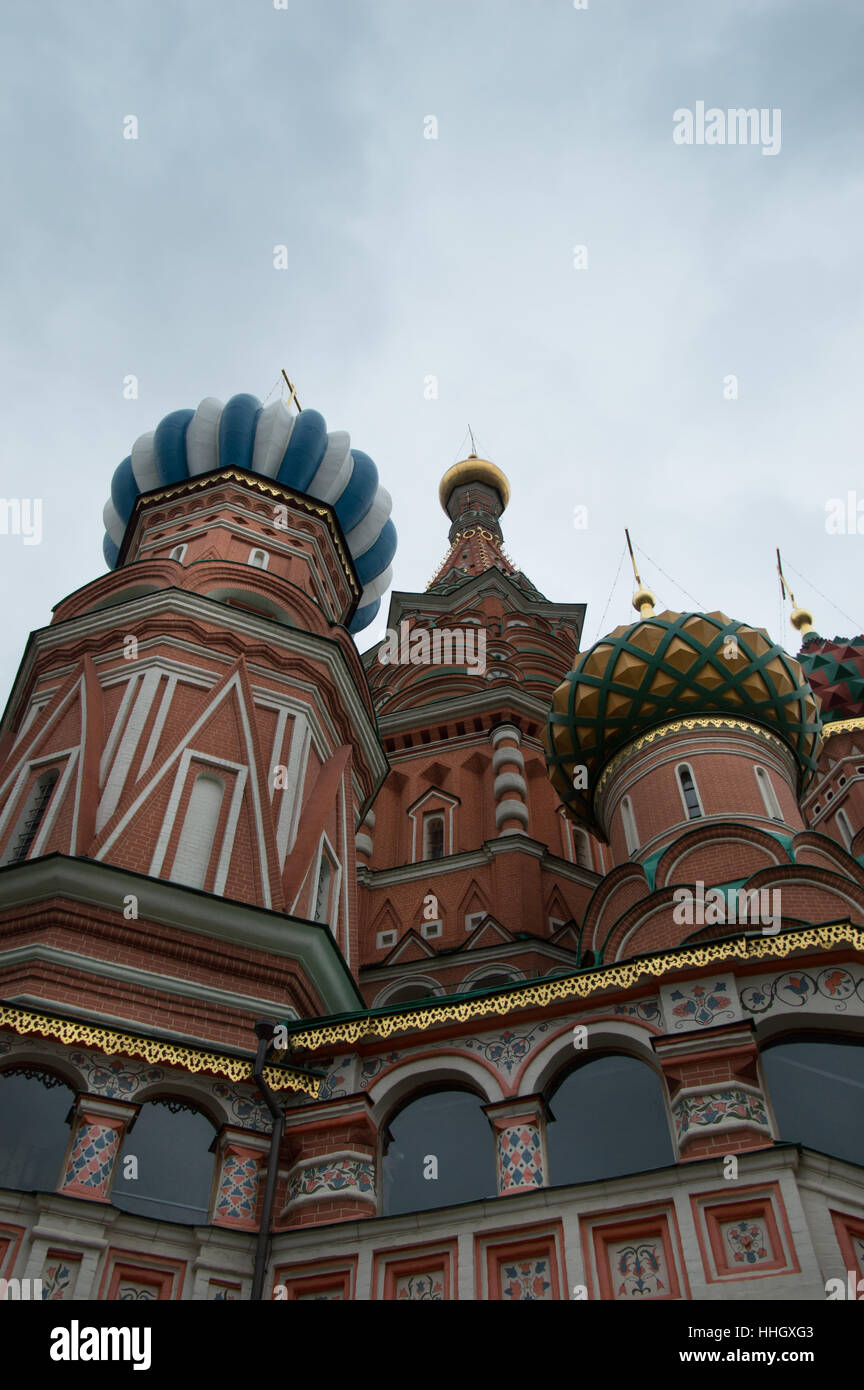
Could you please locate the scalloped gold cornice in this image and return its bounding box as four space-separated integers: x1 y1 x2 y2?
822 717 864 739
0 1004 317 1097
281 922 863 1052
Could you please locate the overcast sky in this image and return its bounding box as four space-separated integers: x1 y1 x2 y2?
2 0 863 706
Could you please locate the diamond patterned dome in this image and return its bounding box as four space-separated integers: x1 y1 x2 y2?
798 634 864 723
544 609 822 827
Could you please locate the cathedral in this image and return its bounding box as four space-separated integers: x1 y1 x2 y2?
1 389 863 1303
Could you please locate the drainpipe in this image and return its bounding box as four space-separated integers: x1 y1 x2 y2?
250 1019 284 1302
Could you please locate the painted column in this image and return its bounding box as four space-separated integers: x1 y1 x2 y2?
654 1022 774 1160
210 1128 271 1230
279 1096 378 1228
57 1096 138 1202
491 725 529 836
484 1096 549 1195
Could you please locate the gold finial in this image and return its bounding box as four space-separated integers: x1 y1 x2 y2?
281 369 302 413
468 424 478 458
776 548 814 636
790 606 815 635
625 528 656 618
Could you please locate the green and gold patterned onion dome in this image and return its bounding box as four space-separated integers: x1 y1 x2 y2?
544 609 823 829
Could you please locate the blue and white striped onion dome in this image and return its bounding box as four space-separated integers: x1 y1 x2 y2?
102 393 396 634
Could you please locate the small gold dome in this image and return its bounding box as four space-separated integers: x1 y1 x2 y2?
439 455 511 513
791 605 814 636
632 585 657 619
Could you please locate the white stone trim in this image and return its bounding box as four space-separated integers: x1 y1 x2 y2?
0 945 299 1020
491 725 522 748
96 667 162 832
493 772 527 799
138 674 177 780
149 747 245 885
339 778 350 960
99 673 238 861
276 713 310 867
520 1019 662 1097
4 592 387 785
99 674 139 786
408 787 459 864
0 746 78 857
216 765 250 898
371 975 443 1008
30 749 79 858
309 830 342 934
12 697 54 750
495 799 529 829
492 746 524 774
368 1054 505 1122
267 705 290 804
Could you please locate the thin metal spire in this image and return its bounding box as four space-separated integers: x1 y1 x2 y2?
281 369 302 413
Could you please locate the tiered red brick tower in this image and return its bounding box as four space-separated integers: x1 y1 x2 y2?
0 466 383 1022
1 414 863 1303
358 452 603 1005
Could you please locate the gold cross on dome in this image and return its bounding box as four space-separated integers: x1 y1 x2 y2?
281 369 302 413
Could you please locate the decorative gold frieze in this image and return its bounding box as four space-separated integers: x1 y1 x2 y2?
283 923 864 1051
0 1005 317 1097
822 717 864 739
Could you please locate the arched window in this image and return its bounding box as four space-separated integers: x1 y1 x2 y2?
380 982 438 1007
676 764 703 820
248 548 269 570
111 1098 217 1225
761 1037 864 1167
2 767 60 865
168 544 187 563
573 827 593 870
547 1055 674 1186
171 773 225 890
0 1067 73 1191
463 970 516 992
381 1088 495 1216
621 796 640 856
754 766 783 821
313 851 333 923
423 812 445 860
836 809 854 851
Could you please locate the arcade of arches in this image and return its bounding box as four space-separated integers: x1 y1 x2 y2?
5 1036 862 1222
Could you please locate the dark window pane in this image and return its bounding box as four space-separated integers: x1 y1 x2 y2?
382 1090 495 1216
424 815 444 860
0 1071 72 1191
467 973 514 991
679 768 702 819
762 1039 864 1166
112 1101 216 1225
385 984 436 1005
547 1056 675 1186
8 769 59 863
